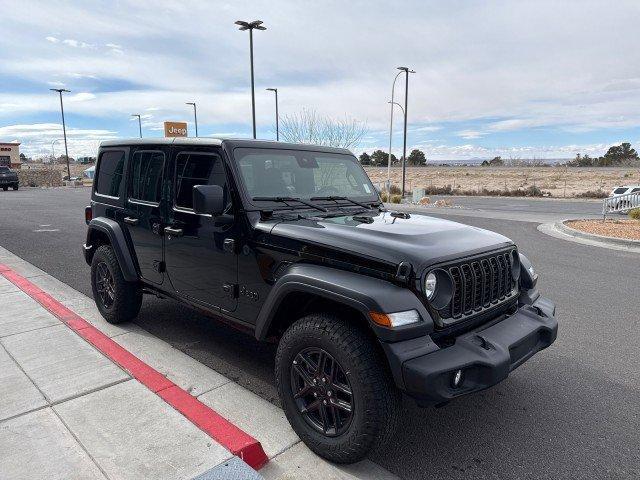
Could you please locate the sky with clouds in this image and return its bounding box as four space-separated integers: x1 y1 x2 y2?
1 0 639 160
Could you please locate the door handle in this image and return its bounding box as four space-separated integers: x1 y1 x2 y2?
164 226 183 237
223 238 235 253
124 217 139 226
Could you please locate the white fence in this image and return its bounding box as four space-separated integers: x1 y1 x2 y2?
602 191 640 219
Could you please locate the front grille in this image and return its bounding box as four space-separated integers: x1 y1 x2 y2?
437 249 517 323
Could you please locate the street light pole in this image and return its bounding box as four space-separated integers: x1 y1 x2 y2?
235 20 267 139
186 102 198 137
51 139 60 163
388 101 405 118
50 88 71 179
131 114 142 138
387 71 404 191
266 88 279 141
399 67 415 198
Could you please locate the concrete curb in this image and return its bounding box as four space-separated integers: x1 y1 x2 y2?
556 219 640 248
0 263 268 471
537 222 640 253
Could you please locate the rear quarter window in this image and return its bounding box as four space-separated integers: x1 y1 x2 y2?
96 150 125 198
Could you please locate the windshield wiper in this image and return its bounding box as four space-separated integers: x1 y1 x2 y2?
310 195 374 210
252 196 328 212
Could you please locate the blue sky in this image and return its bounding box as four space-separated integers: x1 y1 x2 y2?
1 0 640 160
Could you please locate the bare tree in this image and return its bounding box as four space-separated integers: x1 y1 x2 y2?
279 108 367 149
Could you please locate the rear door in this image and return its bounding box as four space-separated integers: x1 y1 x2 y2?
122 147 167 285
163 146 238 312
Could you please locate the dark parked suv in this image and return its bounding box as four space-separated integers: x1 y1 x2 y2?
83 138 557 463
0 166 19 191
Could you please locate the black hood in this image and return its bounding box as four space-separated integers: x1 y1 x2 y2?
266 211 513 273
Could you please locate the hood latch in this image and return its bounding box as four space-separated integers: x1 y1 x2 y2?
395 261 413 283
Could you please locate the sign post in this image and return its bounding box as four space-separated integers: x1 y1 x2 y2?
164 122 188 137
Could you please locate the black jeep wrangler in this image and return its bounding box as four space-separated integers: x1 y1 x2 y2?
83 138 557 463
0 166 19 191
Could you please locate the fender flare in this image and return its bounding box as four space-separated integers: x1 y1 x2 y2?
86 218 138 282
254 263 434 342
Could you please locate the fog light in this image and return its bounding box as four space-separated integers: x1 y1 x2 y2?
452 369 463 388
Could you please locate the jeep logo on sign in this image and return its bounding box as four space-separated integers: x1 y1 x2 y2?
164 121 188 137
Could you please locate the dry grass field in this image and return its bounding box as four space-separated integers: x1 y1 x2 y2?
364 166 640 198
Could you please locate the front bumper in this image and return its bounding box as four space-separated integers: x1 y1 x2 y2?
0 178 18 185
388 296 557 405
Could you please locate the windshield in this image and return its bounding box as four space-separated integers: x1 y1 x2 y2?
234 148 377 202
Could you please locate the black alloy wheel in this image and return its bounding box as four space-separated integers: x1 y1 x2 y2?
290 347 354 437
90 245 142 324
276 313 400 463
95 261 115 309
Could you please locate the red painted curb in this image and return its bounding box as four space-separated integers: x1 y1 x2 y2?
0 263 268 470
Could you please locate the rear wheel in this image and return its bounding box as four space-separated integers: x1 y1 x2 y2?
91 245 142 324
12 185 18 190
2 186 7 191
275 313 400 464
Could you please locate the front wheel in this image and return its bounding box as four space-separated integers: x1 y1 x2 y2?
12 185 18 190
91 245 142 324
275 313 400 464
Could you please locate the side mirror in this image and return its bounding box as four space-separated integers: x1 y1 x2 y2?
193 185 225 216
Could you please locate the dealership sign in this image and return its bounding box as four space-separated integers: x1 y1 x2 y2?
164 121 188 137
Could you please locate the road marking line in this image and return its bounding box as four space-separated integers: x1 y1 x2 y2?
0 263 268 470
33 229 60 232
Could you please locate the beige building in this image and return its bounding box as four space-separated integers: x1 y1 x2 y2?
0 142 21 169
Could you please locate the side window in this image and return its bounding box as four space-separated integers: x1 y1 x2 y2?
129 151 165 204
174 152 228 210
631 188 640 193
96 150 125 197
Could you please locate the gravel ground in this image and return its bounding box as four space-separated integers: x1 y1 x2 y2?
566 219 640 240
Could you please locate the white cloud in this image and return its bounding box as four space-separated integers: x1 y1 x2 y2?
0 123 117 157
411 126 442 133
61 39 95 49
68 92 96 102
457 130 485 140
1 0 639 158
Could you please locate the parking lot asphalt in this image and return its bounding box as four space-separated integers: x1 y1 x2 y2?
1 187 638 479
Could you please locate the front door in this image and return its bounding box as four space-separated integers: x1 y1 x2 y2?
163 147 238 312
122 148 166 285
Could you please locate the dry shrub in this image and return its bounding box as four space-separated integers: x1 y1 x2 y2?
420 184 546 197
575 189 608 199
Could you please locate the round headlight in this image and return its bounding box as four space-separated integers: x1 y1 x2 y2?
425 272 437 300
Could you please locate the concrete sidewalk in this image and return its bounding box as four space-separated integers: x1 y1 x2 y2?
0 246 397 480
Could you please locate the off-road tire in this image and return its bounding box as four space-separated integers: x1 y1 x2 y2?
91 245 142 324
12 185 18 190
2 186 7 191
275 313 400 464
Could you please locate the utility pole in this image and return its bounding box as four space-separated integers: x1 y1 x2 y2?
50 88 71 179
